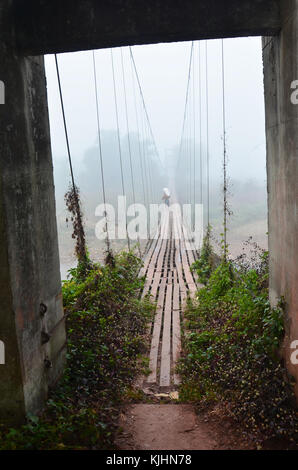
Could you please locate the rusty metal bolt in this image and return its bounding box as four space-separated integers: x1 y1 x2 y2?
40 303 47 317
41 330 51 345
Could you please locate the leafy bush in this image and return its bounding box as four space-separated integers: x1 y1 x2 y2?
191 225 220 285
179 245 298 446
0 251 153 450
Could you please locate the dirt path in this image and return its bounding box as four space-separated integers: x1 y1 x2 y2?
116 404 216 450
116 213 255 451
116 404 255 450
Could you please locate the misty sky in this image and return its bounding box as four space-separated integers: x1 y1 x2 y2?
45 37 266 187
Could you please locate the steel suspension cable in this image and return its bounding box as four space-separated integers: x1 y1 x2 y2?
188 88 192 205
129 47 163 171
120 48 142 255
177 42 194 203
205 41 210 227
55 54 87 262
110 49 130 250
221 39 228 260
198 42 203 206
92 50 111 253
55 55 77 196
140 106 150 208
143 115 154 205
192 42 196 225
120 48 137 207
130 54 147 207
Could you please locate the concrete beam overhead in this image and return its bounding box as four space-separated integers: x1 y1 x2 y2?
13 0 281 56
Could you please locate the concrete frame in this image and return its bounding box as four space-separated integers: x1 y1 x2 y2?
0 0 297 422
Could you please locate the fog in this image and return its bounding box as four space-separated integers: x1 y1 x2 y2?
45 37 268 276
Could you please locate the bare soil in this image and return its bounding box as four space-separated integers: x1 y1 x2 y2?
115 404 256 450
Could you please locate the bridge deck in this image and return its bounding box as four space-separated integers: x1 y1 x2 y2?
141 211 198 390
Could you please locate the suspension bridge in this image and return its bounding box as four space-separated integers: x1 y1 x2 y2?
0 0 297 431
54 40 217 390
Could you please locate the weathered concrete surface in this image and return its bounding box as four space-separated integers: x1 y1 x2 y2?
0 1 66 424
263 0 298 396
14 0 281 55
0 0 296 425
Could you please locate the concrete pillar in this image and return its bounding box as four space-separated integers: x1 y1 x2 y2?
0 4 66 424
263 0 298 396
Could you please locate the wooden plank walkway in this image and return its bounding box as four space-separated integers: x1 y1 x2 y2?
142 208 198 390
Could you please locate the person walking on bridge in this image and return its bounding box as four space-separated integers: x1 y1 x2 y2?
162 187 171 207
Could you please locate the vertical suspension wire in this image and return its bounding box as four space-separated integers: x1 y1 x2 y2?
120 48 137 208
54 55 77 195
139 103 150 208
186 95 190 206
129 47 163 172
130 45 164 219
120 48 142 255
92 50 111 253
110 49 130 250
129 53 151 242
198 42 203 206
144 116 154 205
55 54 88 263
188 87 192 206
140 109 153 236
221 39 228 261
192 42 196 229
130 53 147 208
205 41 210 227
177 42 194 206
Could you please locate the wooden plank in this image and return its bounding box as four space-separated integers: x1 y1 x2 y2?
147 278 166 384
149 237 168 301
172 210 187 292
172 271 181 385
181 224 201 286
150 217 171 299
139 228 160 278
160 280 173 387
182 222 197 270
180 225 197 294
174 237 186 294
141 227 164 298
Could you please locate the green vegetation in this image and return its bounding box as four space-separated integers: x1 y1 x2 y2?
179 238 298 447
0 252 152 450
191 225 219 285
